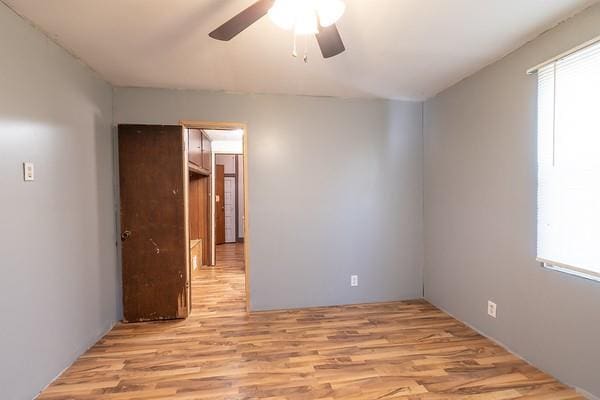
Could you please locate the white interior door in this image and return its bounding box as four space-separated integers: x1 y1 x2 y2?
224 177 236 243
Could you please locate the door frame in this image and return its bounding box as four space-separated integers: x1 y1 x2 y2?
180 120 250 311
214 164 226 245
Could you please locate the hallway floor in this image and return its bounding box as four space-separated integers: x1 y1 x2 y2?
37 243 582 399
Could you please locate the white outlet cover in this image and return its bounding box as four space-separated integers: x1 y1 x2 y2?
23 162 34 181
488 300 497 318
351 275 358 287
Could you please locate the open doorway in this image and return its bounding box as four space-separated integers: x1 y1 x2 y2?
117 122 250 322
182 121 249 311
208 129 245 265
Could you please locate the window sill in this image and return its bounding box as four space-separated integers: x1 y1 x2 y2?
540 261 600 284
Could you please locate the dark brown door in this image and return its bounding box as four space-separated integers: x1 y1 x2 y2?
215 164 225 245
118 124 190 322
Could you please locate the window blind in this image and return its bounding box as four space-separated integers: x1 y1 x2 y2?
537 40 600 281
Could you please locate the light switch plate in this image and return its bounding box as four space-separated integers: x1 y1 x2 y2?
23 162 34 181
488 300 497 318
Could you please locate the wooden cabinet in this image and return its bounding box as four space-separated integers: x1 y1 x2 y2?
188 173 211 266
202 133 211 171
188 129 212 174
188 128 203 167
187 127 212 266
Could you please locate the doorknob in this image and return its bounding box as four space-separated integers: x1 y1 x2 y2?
121 230 132 241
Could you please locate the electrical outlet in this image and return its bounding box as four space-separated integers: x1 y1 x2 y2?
487 300 497 318
350 275 358 287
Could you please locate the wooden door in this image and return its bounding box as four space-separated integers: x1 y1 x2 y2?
118 125 190 322
215 164 225 245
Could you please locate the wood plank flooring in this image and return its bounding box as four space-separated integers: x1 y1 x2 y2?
37 243 583 399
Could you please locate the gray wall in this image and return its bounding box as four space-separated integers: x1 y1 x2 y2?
114 89 424 311
423 3 600 398
0 4 118 400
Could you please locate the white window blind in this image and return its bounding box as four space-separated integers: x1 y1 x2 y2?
536 39 600 281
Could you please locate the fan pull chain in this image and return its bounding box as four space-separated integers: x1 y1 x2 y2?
291 32 309 63
292 32 298 58
303 35 308 63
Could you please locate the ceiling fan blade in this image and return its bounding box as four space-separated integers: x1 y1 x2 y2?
209 0 275 41
315 24 346 58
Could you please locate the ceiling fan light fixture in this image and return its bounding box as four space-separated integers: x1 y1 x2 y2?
267 0 296 30
294 8 318 35
268 0 345 35
317 0 346 27
209 0 346 60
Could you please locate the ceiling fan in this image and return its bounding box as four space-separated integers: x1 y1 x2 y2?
209 0 346 60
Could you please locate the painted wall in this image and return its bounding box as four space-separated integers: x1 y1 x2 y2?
0 4 118 400
423 4 600 398
216 154 237 174
114 88 424 311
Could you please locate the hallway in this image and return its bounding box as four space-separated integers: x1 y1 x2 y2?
36 242 582 399
192 243 246 316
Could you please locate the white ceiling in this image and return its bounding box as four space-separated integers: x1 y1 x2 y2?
4 0 596 100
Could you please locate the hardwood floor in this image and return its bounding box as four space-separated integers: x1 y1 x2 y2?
37 243 582 399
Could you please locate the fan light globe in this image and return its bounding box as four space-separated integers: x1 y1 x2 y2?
268 0 345 35
268 0 296 30
317 0 346 27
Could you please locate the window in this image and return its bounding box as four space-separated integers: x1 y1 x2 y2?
536 38 600 281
